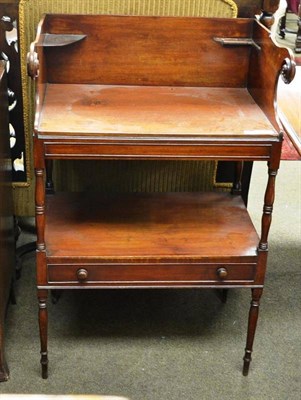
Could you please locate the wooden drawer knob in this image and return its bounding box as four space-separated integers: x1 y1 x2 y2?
77 268 88 281
216 267 228 279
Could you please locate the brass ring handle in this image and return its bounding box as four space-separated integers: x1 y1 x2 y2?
77 268 88 281
216 267 228 279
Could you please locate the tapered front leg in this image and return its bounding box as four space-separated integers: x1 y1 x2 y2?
35 158 48 378
38 289 48 379
243 288 263 376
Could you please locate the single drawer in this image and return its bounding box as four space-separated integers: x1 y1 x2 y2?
47 262 256 287
43 142 272 161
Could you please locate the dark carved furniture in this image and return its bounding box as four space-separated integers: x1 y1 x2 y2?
28 13 295 379
0 0 27 183
0 60 15 382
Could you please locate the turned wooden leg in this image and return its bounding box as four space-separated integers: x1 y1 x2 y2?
45 160 54 194
220 289 228 303
38 289 48 379
215 289 228 303
243 288 263 376
51 289 63 304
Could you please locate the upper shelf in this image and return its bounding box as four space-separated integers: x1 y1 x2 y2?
36 83 277 140
28 13 296 141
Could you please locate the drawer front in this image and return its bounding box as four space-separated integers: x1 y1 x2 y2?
47 263 256 287
44 142 271 161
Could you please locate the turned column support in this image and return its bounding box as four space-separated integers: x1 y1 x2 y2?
254 162 280 284
35 168 46 252
259 166 278 252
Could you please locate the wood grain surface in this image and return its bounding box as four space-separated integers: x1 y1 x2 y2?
45 192 259 260
43 15 253 87
38 84 276 138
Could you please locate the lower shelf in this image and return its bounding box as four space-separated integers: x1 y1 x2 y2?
40 192 260 288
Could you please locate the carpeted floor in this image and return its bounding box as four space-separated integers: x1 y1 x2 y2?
1 161 300 399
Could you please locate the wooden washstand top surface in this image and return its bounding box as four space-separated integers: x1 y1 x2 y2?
37 84 277 139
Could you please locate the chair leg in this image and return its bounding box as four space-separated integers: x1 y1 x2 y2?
295 5 301 53
279 12 287 38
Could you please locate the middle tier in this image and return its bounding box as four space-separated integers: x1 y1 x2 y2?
44 192 259 263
